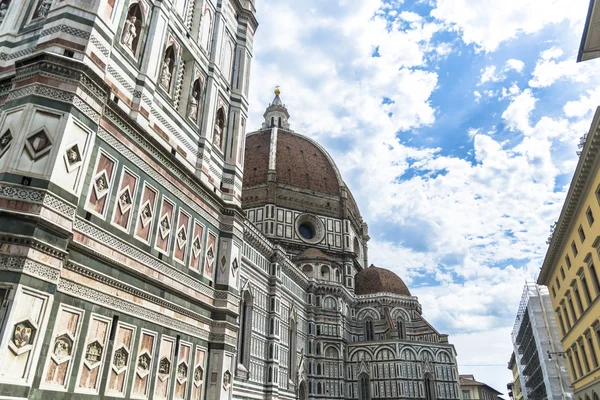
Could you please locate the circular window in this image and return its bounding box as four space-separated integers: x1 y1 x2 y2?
299 223 314 240
295 214 325 244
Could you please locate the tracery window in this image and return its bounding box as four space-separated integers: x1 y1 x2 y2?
359 374 371 400
397 319 406 339
364 319 374 341
238 290 253 368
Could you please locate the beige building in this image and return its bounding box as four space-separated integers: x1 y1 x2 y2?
459 375 503 400
507 353 523 400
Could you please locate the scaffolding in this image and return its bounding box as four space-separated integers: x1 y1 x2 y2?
511 282 573 400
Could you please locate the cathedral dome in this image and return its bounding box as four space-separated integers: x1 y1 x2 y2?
242 89 363 224
355 265 412 297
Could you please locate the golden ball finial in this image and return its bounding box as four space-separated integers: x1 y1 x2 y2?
274 86 281 96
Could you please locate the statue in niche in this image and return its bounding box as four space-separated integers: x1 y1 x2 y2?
160 57 172 89
33 0 52 19
121 15 138 50
213 108 225 148
0 3 9 26
188 90 199 121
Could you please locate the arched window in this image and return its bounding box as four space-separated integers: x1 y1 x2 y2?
364 319 374 341
302 264 313 277
278 117 282 128
592 392 598 400
397 319 406 339
268 366 273 382
221 41 233 79
321 265 330 281
359 373 371 400
317 382 322 394
317 363 322 375
335 269 341 282
353 237 361 257
200 8 212 52
324 297 336 310
238 290 253 367
270 116 274 127
424 372 436 400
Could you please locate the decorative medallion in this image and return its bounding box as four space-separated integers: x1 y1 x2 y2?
222 370 231 390
113 346 129 374
136 351 152 378
193 365 203 387
117 187 133 214
93 171 110 199
51 334 73 364
176 226 187 249
158 357 171 381
192 236 202 257
8 320 35 355
0 129 12 158
25 128 52 161
139 201 153 228
84 340 103 369
231 257 239 277
63 143 82 172
159 214 171 239
177 362 188 383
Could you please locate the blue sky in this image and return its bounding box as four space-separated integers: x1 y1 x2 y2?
247 0 599 394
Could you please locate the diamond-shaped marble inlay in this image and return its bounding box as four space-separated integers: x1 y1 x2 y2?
63 143 83 172
176 227 187 249
159 214 171 239
231 257 239 277
0 129 12 157
192 236 202 257
139 201 153 228
25 129 52 160
93 171 110 199
118 187 133 214
206 246 214 264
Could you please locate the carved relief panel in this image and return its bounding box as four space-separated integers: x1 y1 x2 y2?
154 335 175 399
173 209 190 265
85 150 117 218
174 341 192 399
191 347 207 400
41 305 84 390
106 323 136 396
204 231 217 281
75 314 111 393
111 167 139 233
134 182 158 244
132 330 157 398
154 196 175 255
0 286 50 385
16 108 64 177
188 220 205 272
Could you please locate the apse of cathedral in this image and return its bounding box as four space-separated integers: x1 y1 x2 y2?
0 0 460 399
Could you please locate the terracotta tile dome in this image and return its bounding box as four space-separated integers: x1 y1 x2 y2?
355 264 412 297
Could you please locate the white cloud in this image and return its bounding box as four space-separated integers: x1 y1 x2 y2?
473 91 482 102
501 88 536 133
478 65 504 85
431 0 588 52
505 58 525 73
529 47 596 88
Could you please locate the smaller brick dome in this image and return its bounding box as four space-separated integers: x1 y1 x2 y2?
355 265 411 296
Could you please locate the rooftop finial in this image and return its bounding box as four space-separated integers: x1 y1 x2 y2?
274 85 281 96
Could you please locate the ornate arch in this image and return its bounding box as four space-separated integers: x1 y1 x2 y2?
324 345 339 358
391 307 411 322
375 346 396 360
356 307 380 321
399 347 417 361
436 350 452 363
419 348 435 361
350 348 373 362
